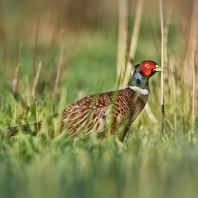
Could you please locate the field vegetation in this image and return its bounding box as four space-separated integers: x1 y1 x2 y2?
0 0 198 197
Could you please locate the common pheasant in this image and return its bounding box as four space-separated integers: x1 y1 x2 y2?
7 60 163 141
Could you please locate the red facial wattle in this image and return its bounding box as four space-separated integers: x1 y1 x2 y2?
141 62 155 75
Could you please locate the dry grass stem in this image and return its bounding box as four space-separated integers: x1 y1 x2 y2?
32 61 42 98
52 30 64 99
32 16 40 80
192 37 198 121
192 55 195 120
122 0 145 87
25 78 31 107
183 0 198 129
12 68 20 94
117 0 129 88
18 42 23 65
166 118 174 131
145 105 158 124
128 0 144 60
159 0 165 134
12 42 23 94
184 0 198 86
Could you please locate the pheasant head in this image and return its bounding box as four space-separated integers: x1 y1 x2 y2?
127 60 163 95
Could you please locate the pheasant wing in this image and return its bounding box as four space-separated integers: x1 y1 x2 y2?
61 91 116 138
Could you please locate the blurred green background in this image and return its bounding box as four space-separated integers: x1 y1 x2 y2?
0 0 198 198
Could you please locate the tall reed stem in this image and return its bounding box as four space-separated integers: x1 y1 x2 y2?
33 16 40 83
117 0 129 88
159 0 165 135
123 0 144 87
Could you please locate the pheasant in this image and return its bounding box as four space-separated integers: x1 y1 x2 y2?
7 60 163 141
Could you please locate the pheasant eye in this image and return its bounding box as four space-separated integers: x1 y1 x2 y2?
141 62 154 75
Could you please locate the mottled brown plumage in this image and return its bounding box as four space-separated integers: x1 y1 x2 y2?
7 60 163 141
60 88 148 141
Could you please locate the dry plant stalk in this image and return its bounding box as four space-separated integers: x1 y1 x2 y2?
124 0 145 86
117 0 129 87
118 0 145 88
32 61 42 98
191 38 197 125
12 68 20 94
25 78 31 107
32 16 40 80
52 30 64 99
159 0 165 135
12 42 23 93
18 42 23 65
183 0 198 122
144 105 158 123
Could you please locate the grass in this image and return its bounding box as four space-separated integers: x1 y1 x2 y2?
0 0 198 197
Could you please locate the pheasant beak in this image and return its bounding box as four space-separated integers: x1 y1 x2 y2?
153 65 164 72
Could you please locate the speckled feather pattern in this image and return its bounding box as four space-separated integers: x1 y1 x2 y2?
60 87 148 140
